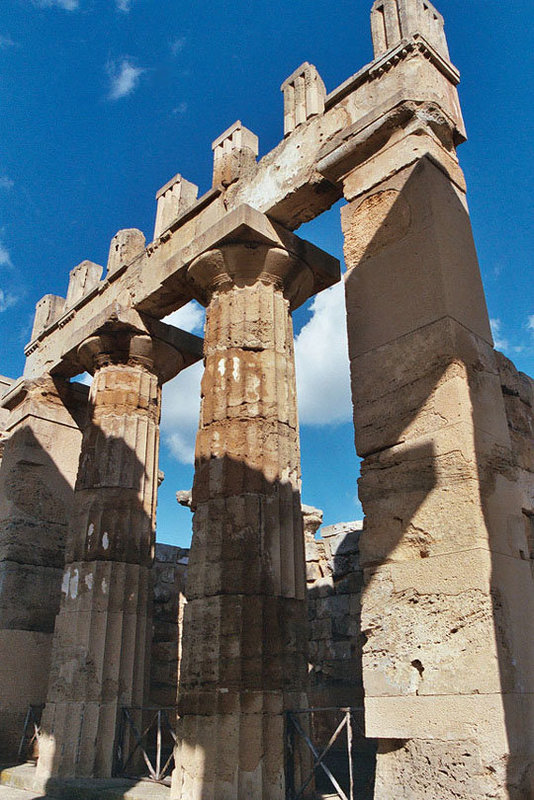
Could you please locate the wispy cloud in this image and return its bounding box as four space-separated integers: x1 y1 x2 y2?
528 315 534 332
116 0 132 12
0 35 17 49
161 301 205 464
170 37 186 57
0 240 12 268
164 300 205 335
0 176 14 190
491 317 526 356
107 58 146 100
295 281 352 426
172 102 188 116
490 318 509 352
0 288 17 312
33 0 80 10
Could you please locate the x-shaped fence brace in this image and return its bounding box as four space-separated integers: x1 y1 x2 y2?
18 704 44 762
115 707 177 783
285 707 365 800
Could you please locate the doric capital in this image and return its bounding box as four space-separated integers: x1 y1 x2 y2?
77 320 202 384
187 243 316 309
184 205 340 310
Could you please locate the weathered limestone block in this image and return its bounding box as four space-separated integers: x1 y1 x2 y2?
0 376 87 761
281 63 326 136
0 375 14 466
65 260 103 308
107 228 146 276
172 221 339 800
150 543 188 707
337 119 534 795
370 0 450 61
37 324 202 779
31 294 65 340
154 174 199 240
212 121 259 188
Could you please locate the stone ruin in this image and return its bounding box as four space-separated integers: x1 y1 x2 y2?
0 0 533 797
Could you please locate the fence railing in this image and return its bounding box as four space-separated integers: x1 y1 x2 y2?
114 706 177 783
18 704 44 763
285 706 375 800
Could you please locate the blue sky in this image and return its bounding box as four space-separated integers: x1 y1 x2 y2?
1 0 532 547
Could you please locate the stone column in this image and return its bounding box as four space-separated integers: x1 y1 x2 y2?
0 376 86 761
36 327 195 779
335 127 534 795
172 241 317 800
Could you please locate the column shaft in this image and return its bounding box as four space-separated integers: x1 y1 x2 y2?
37 347 161 778
173 257 310 800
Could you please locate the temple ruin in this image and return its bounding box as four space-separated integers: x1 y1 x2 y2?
1 0 533 797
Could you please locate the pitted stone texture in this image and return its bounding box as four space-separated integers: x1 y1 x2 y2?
174 244 311 800
281 63 326 136
0 376 86 761
65 261 103 309
371 0 450 61
154 174 198 239
107 229 146 276
212 121 259 188
36 334 168 779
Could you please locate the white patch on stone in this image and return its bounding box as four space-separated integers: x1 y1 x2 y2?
70 568 79 599
85 573 93 591
102 532 110 550
102 578 108 595
87 522 94 541
218 358 226 377
232 357 240 381
61 570 70 594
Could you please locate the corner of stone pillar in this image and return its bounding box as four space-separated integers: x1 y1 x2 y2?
370 0 450 61
31 294 66 340
280 62 326 136
65 260 104 308
211 120 259 187
154 173 199 239
107 228 146 278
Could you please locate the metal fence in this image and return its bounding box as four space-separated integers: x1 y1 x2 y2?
114 706 177 783
18 704 44 763
285 707 375 800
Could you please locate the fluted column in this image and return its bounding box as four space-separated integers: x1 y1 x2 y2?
172 243 313 800
37 329 188 779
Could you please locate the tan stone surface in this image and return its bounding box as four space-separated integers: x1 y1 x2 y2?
173 227 338 799
0 377 87 761
36 329 200 779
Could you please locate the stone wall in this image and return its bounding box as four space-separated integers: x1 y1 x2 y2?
149 543 189 708
305 518 364 708
0 376 14 466
496 352 534 546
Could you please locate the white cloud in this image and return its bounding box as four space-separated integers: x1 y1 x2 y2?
528 316 534 332
164 300 205 334
0 35 17 49
161 361 202 464
490 318 510 353
116 0 132 11
160 301 205 464
107 58 145 101
0 241 12 268
172 102 188 116
171 37 186 56
295 281 352 426
0 176 14 190
33 0 80 9
0 288 16 312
